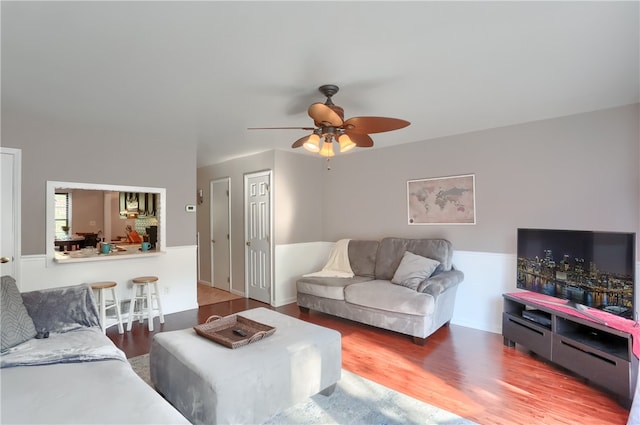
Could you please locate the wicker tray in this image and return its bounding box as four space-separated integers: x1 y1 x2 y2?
193 314 276 349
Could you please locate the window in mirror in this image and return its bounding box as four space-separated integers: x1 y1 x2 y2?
46 181 166 263
54 192 71 238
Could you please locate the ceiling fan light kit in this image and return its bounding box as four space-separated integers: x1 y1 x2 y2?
249 84 410 162
338 134 356 153
319 141 335 157
302 133 321 152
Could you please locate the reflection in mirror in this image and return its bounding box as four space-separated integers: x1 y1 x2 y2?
46 181 166 263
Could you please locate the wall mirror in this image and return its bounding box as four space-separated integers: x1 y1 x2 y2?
46 181 166 263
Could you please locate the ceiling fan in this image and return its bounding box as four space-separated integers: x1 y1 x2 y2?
249 84 410 157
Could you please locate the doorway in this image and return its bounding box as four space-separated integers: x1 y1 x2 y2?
244 170 272 304
1 148 21 282
210 177 231 292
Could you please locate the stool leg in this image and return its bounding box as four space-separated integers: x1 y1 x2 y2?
99 289 107 334
153 282 165 325
145 283 154 332
127 286 137 332
138 285 145 324
111 287 124 334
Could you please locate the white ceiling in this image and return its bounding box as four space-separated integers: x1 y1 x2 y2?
2 1 638 167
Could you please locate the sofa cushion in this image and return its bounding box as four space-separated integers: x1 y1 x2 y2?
344 280 435 316
391 251 440 290
1 275 37 352
375 238 453 280
348 240 379 278
297 276 374 300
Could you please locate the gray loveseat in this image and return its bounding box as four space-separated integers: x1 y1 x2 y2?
296 237 464 344
0 276 188 424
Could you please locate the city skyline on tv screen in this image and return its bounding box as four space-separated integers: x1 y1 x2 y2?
516 228 635 319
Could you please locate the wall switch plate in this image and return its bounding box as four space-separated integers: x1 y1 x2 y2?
185 205 196 212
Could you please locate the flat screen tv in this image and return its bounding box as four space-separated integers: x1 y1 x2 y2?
517 228 636 320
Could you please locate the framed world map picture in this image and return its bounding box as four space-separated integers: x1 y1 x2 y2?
407 174 476 225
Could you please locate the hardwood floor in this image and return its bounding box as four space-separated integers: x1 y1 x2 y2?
108 299 630 425
197 282 242 306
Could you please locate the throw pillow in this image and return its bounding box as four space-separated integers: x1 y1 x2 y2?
1 275 37 352
391 251 441 291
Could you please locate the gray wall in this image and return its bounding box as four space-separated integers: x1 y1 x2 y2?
2 113 197 254
273 150 326 244
197 150 324 292
322 104 640 257
197 104 638 298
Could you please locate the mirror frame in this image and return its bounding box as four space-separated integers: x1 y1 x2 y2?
46 181 167 263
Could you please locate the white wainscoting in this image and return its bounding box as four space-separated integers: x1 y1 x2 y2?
19 245 198 316
273 241 334 307
450 250 516 334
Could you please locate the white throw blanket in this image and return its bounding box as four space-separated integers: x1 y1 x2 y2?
303 239 354 278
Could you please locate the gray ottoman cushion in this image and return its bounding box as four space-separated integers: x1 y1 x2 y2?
150 308 341 425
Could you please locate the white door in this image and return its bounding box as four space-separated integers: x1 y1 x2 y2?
211 178 231 291
0 148 21 281
244 171 272 304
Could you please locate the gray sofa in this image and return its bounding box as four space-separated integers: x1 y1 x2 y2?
0 276 188 424
297 237 464 344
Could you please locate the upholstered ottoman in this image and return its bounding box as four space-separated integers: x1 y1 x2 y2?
149 307 342 425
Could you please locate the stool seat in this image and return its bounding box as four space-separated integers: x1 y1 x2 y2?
128 275 164 332
90 281 124 334
91 281 117 290
132 276 158 284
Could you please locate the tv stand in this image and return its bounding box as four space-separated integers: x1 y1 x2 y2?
517 295 609 326
502 293 637 406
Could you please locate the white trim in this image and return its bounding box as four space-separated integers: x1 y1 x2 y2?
1 147 22 285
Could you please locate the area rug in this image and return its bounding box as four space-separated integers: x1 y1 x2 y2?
129 354 477 425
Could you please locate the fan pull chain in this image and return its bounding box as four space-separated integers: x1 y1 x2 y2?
326 157 331 171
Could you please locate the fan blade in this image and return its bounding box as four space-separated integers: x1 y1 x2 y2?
248 127 316 130
308 103 343 127
342 117 410 134
344 131 374 147
291 134 313 148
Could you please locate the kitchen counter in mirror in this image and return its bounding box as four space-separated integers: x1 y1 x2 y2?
53 247 164 263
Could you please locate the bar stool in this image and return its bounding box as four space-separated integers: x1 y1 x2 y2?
90 281 124 334
127 276 165 332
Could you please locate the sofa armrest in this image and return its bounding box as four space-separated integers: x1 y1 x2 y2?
21 284 101 333
417 270 464 296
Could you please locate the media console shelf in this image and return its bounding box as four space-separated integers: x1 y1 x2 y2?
502 293 638 406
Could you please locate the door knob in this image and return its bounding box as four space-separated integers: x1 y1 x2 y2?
0 257 10 263
246 241 251 247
